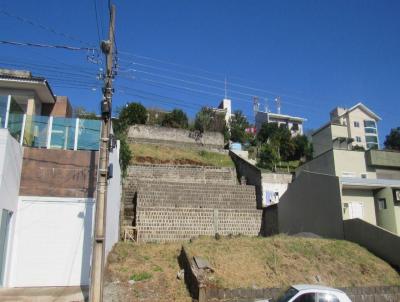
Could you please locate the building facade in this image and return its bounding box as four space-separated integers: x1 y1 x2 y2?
255 111 306 136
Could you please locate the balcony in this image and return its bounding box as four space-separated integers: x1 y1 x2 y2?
366 149 400 168
4 113 101 151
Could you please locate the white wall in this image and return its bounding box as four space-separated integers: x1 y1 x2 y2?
8 197 94 287
0 129 23 213
0 130 23 287
105 140 121 257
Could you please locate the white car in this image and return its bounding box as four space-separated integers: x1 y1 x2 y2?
258 284 352 302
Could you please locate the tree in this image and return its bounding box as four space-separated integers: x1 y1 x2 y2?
194 107 226 133
256 123 294 161
229 110 249 143
73 106 98 120
161 109 189 128
118 102 147 126
292 135 313 160
258 143 280 170
384 127 400 151
112 102 146 176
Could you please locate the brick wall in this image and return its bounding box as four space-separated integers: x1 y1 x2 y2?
123 163 262 242
19 147 98 198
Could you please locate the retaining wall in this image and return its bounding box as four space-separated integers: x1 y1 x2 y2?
344 218 400 270
135 182 261 242
122 164 238 227
127 125 224 150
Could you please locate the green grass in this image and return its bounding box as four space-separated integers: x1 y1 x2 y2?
129 143 234 167
257 160 300 173
129 271 152 281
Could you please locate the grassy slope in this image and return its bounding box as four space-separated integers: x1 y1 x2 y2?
184 235 400 289
129 143 234 167
106 236 400 302
106 242 191 302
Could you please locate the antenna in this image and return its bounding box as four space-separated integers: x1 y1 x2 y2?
224 75 227 99
264 97 269 113
275 96 281 114
253 96 260 117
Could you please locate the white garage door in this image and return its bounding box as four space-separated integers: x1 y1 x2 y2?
10 197 94 287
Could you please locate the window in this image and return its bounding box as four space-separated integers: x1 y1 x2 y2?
366 136 378 143
378 198 387 210
293 293 316 302
365 127 377 134
364 120 377 128
354 121 360 127
316 293 340 302
355 136 362 142
292 123 299 131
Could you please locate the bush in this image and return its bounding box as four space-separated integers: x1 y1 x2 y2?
161 109 188 128
258 143 280 170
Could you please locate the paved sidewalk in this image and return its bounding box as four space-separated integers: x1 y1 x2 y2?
0 286 88 302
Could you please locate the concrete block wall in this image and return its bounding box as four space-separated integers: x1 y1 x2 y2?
122 163 262 242
135 184 262 242
123 164 238 226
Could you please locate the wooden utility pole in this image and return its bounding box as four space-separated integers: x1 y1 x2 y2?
89 4 115 302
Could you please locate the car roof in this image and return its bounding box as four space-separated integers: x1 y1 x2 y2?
292 284 345 294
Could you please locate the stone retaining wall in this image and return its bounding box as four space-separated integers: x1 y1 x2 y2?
127 125 224 150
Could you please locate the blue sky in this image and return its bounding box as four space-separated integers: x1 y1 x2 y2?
0 0 399 139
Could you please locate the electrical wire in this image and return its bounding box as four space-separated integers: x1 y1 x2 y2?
0 40 97 52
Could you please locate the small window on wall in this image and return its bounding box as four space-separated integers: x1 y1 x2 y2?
355 136 362 142
378 198 387 210
354 121 360 127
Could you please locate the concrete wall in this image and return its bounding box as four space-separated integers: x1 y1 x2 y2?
261 173 292 207
374 187 399 234
367 149 400 168
229 150 263 208
341 189 377 225
312 125 333 157
105 141 121 257
297 150 336 177
333 149 376 178
8 197 94 287
135 182 262 242
344 218 400 270
19 148 98 198
127 124 224 150
0 130 23 287
273 171 344 239
0 130 23 213
122 164 238 227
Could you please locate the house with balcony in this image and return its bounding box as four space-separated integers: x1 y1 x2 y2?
255 110 306 137
0 69 121 292
313 103 380 157
280 102 400 236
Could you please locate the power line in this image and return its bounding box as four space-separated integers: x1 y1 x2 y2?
0 9 94 48
0 40 97 52
93 0 103 46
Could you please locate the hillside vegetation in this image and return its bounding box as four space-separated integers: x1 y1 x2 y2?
105 235 400 302
184 235 400 289
129 143 234 167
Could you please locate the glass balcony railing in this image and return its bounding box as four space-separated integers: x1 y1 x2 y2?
1 113 101 151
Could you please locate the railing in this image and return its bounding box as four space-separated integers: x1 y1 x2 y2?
3 113 101 151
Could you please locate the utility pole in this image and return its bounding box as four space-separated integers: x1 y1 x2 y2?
89 4 115 302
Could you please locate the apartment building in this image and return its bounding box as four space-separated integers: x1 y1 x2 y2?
314 102 381 154
255 110 306 136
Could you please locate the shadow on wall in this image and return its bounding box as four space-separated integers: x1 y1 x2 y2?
262 171 345 239
80 201 94 287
